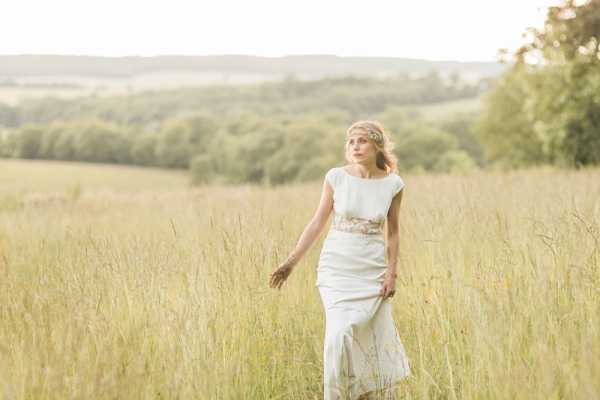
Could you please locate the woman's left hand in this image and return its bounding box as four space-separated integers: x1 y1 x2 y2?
380 270 397 299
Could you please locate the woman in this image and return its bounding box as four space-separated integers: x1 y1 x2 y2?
269 120 411 399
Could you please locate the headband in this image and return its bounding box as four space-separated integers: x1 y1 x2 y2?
348 128 384 145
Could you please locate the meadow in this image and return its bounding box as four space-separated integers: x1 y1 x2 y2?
0 159 598 399
0 73 281 106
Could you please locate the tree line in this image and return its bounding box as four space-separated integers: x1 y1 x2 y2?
0 72 486 184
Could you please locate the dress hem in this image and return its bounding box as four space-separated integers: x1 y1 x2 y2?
353 372 411 399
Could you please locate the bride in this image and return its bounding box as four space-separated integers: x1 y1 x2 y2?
269 120 411 399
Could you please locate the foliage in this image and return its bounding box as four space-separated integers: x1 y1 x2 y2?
0 74 488 183
479 0 600 168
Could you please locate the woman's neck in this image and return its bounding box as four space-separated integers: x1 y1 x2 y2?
347 163 386 178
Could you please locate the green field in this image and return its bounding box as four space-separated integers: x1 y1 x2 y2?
406 96 482 120
0 73 281 106
0 160 598 399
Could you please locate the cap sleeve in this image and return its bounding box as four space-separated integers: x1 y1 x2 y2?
324 167 338 190
393 175 405 196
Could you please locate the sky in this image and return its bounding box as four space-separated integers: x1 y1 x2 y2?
0 0 559 62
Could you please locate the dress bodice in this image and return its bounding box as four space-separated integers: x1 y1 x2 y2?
324 166 405 235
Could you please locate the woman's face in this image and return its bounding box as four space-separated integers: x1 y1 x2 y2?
346 133 376 163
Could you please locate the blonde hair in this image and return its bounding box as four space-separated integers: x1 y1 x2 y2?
344 120 399 173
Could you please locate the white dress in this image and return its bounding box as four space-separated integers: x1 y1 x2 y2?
316 166 411 400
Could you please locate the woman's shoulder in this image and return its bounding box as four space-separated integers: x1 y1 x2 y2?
327 165 349 176
326 165 343 176
389 172 406 195
325 166 343 187
388 171 403 179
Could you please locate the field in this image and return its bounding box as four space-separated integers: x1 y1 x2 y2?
406 96 482 120
0 159 189 195
0 73 281 106
0 160 599 399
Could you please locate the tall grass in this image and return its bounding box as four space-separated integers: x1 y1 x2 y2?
0 161 598 399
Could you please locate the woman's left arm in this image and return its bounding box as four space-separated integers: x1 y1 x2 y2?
385 187 405 278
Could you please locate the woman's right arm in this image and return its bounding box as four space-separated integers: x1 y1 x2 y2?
268 178 334 289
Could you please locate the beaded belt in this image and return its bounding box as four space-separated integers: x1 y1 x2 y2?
331 212 384 235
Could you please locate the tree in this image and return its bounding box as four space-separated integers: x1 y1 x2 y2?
0 104 18 128
440 112 486 167
39 122 67 159
155 119 193 169
53 127 77 161
475 67 551 168
0 130 17 157
130 132 158 166
156 114 218 169
480 0 600 168
513 0 600 66
13 124 43 159
395 126 459 171
71 120 125 163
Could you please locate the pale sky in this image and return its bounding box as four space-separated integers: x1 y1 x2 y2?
1 0 558 62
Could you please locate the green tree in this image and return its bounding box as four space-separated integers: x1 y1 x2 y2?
481 0 600 167
156 114 217 169
13 124 44 159
39 122 66 159
155 119 193 168
130 132 158 166
264 119 337 185
71 120 125 163
0 130 17 157
440 112 485 166
395 126 459 171
53 126 77 161
433 149 477 173
476 67 551 168
0 104 18 128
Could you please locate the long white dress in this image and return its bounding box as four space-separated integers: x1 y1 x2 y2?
316 166 411 400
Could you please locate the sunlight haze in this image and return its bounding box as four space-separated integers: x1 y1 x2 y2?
2 0 557 61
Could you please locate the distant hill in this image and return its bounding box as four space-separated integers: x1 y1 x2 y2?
0 54 507 82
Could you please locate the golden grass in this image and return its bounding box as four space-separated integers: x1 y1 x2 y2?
0 159 189 195
0 161 599 399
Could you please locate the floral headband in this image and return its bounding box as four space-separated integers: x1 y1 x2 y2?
348 128 384 145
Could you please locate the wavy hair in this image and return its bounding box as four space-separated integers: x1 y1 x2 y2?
344 120 399 173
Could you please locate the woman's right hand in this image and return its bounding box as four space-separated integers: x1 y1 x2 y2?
269 261 295 290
